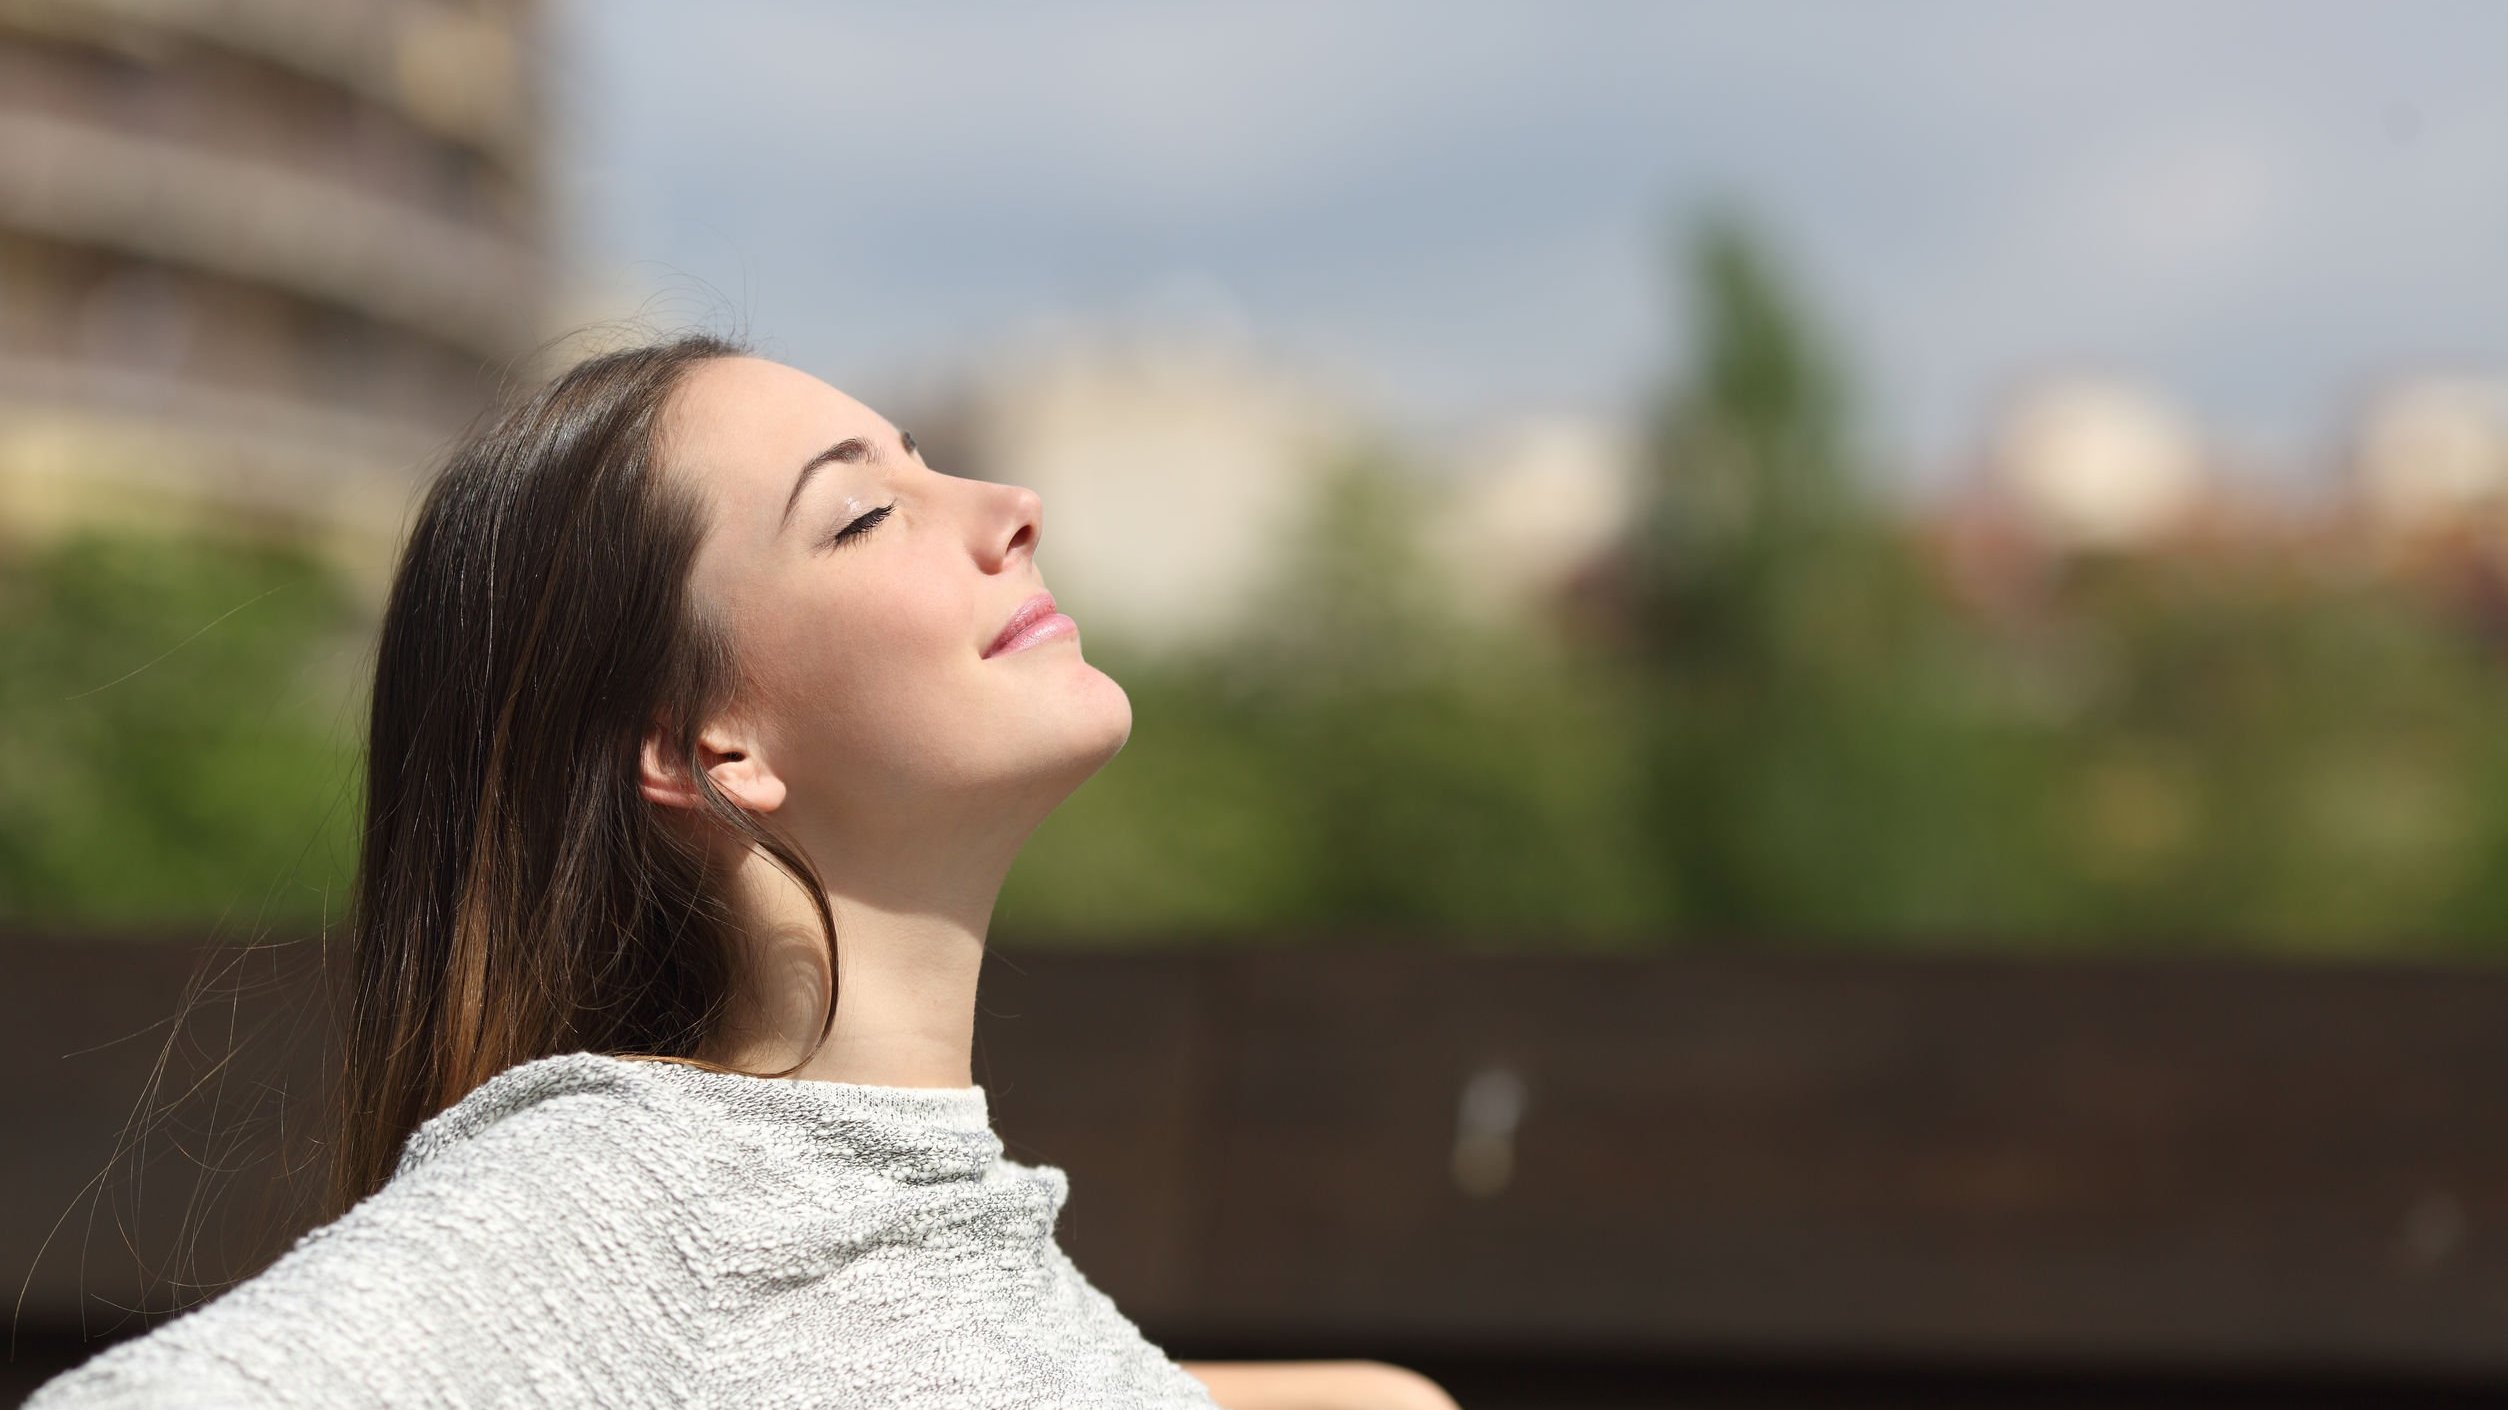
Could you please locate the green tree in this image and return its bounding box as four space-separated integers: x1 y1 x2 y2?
1624 210 2068 941
0 529 365 931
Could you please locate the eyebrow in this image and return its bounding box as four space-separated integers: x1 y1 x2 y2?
779 429 917 534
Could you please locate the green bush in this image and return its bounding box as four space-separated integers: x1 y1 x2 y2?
0 530 365 931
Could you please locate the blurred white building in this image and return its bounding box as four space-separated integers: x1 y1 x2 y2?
940 327 1367 653
1985 377 2207 551
2349 376 2508 533
927 325 1645 653
1422 416 1638 630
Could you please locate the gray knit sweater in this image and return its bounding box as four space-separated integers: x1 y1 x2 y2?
23 1051 1225 1409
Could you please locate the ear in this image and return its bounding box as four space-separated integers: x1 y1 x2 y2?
638 718 787 815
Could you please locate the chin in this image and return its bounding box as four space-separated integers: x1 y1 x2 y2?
1077 674 1134 760
991 661 1131 797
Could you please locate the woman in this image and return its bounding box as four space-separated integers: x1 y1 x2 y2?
27 335 1459 1410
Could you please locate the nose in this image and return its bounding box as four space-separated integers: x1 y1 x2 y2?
982 481 1043 572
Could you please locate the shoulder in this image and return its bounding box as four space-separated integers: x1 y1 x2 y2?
315 1052 748 1309
327 1051 732 1267
23 1053 736 1409
391 1049 705 1180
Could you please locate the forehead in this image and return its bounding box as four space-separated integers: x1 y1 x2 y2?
665 355 892 503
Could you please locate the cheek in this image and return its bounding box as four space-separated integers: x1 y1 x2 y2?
749 583 976 777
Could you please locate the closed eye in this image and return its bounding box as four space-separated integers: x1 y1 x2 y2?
825 499 897 551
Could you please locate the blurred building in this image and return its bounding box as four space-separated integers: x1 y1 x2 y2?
933 327 1368 654
1909 376 2353 627
1986 377 2208 552
2348 375 2508 535
1422 415 1638 632
2334 374 2508 647
0 0 552 589
926 326 1651 654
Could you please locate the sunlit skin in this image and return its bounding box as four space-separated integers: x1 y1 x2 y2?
637 354 1128 1089
635 356 1457 1410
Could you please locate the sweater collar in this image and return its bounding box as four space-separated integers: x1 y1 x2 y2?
627 1056 994 1135
395 1050 1003 1188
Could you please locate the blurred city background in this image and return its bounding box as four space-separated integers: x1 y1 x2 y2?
8 1 2508 1406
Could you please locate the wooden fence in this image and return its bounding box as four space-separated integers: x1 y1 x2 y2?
8 932 2508 1407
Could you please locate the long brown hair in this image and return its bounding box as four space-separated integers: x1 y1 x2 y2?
330 332 838 1218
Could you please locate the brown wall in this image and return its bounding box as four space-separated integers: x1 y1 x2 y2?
9 934 2508 1404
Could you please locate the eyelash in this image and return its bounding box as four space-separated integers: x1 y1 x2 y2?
826 499 897 551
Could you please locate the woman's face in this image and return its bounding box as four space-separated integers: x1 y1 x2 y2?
659 355 1131 850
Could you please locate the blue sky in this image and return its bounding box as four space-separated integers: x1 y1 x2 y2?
550 1 2508 498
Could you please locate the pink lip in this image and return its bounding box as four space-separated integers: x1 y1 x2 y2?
984 591 1078 658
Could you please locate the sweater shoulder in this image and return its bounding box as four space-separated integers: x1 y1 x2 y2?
299 1050 734 1290
390 1049 707 1179
23 1053 734 1410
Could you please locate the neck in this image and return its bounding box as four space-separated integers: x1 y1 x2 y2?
703 822 1021 1091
